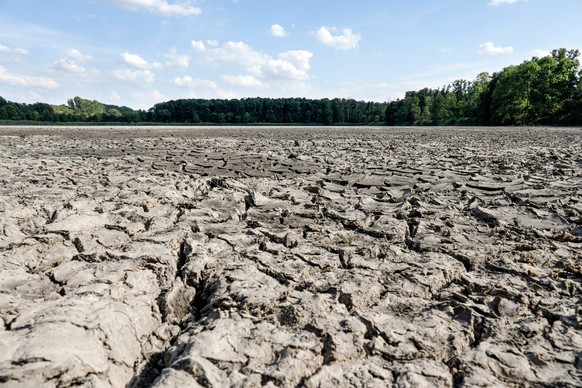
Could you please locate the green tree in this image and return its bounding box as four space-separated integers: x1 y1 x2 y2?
4 104 22 120
67 96 106 120
490 49 580 124
416 88 434 124
396 93 421 124
430 91 453 125
322 99 333 125
241 112 253 124
530 49 580 121
155 109 171 122
384 100 403 125
466 72 491 120
490 63 537 125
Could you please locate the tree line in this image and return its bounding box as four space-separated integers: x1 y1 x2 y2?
1 48 580 126
0 96 383 125
0 96 147 123
385 48 582 126
149 97 385 124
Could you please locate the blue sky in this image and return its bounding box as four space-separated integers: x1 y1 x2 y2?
0 0 580 109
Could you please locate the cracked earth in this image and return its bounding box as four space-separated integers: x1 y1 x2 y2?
0 126 581 387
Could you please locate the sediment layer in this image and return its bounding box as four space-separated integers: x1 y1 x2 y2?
0 126 580 387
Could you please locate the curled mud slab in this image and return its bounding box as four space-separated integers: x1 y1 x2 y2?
0 126 581 387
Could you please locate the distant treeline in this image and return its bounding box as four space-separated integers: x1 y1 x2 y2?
0 96 383 125
1 48 580 126
0 96 147 123
149 98 385 124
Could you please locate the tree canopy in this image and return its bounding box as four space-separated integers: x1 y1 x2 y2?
384 48 582 126
148 97 384 125
0 96 146 123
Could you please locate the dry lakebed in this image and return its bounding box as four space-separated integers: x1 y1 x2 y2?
0 126 581 387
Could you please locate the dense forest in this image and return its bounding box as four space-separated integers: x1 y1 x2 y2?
0 96 384 125
385 48 582 126
1 48 581 126
0 96 147 123
149 98 385 124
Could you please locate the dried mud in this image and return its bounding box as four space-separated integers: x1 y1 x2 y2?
0 126 581 387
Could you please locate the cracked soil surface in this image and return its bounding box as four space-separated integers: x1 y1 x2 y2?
0 126 581 387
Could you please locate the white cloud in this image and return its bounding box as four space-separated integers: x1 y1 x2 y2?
488 0 520 5
264 50 313 80
196 41 313 81
0 43 28 55
105 0 201 16
191 40 206 52
164 48 189 70
0 65 59 89
54 48 93 74
207 40 219 47
478 42 513 55
221 75 268 89
172 76 217 88
66 48 92 62
203 41 263 71
530 49 551 58
54 58 86 74
270 24 288 38
112 69 155 86
120 52 162 69
315 26 362 50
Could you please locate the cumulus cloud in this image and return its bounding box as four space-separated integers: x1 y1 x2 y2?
315 26 362 50
264 50 313 80
0 65 59 89
488 0 520 5
66 48 92 62
196 41 313 81
172 76 217 88
105 0 201 16
221 75 268 89
478 42 513 55
203 41 263 71
269 24 288 38
54 59 85 74
191 40 206 52
54 48 93 74
0 43 29 55
164 48 189 70
112 69 155 86
120 52 162 69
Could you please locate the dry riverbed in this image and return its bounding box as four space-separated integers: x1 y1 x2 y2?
0 126 581 387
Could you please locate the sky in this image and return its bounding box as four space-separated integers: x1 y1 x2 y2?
0 0 581 110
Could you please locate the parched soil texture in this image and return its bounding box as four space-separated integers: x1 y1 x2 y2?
0 126 581 387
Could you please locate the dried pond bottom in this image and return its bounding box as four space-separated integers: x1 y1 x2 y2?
0 126 581 387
